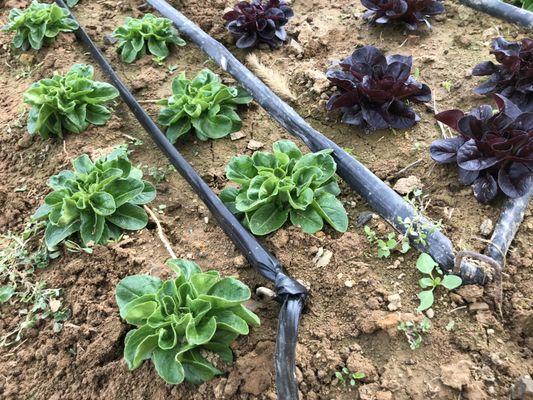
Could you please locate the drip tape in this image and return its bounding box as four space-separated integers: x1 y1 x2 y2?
458 0 533 29
485 186 532 265
55 1 306 398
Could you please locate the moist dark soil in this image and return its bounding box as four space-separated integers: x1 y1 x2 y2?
0 0 531 399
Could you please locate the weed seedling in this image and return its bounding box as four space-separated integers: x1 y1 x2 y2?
442 80 453 92
147 164 175 183
0 222 67 346
398 317 431 350
335 367 366 386
416 253 462 312
363 225 409 258
397 189 443 247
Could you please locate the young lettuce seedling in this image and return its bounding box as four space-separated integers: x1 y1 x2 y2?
3 1 79 51
115 259 260 385
23 64 119 138
416 253 462 312
157 69 252 142
221 140 348 236
112 14 186 63
335 367 366 387
32 147 156 249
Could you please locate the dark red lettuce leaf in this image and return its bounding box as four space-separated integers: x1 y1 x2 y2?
361 0 445 31
431 94 533 203
223 0 294 49
472 37 533 112
326 46 431 131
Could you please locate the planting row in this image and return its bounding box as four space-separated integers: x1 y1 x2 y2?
5 1 532 204
1 0 531 390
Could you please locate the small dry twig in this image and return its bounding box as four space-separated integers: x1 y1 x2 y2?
121 133 140 142
392 158 423 179
143 205 177 259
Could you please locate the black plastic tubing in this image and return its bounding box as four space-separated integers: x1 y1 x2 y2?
147 0 487 284
459 0 533 29
485 186 532 265
55 1 306 399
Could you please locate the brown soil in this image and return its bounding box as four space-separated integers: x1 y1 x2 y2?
0 0 532 399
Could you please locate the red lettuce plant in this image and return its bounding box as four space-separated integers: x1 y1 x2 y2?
326 46 431 131
361 0 445 30
430 95 532 203
223 0 294 49
472 37 533 112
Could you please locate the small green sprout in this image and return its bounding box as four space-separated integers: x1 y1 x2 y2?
147 164 176 184
398 189 443 247
442 80 453 92
416 253 462 312
335 367 366 386
398 317 431 350
363 225 410 258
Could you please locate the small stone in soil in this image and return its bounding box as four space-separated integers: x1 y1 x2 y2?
479 218 493 236
387 293 401 311
393 175 424 195
103 35 118 45
247 139 264 150
511 376 533 400
355 211 374 228
440 359 472 390
230 130 246 140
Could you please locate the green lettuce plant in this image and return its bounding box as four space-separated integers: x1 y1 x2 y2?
115 259 260 385
112 13 186 63
220 140 348 235
23 64 119 138
157 68 252 142
3 1 79 51
33 147 156 248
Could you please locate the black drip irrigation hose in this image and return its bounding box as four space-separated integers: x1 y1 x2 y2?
54 1 306 398
147 0 488 284
459 0 533 29
485 186 532 265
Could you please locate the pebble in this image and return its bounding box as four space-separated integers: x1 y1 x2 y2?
103 35 118 45
387 293 402 311
313 248 333 268
479 218 494 236
230 131 246 140
288 39 304 55
344 280 354 288
426 308 435 319
355 211 374 228
393 176 423 195
247 139 264 150
511 376 533 400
